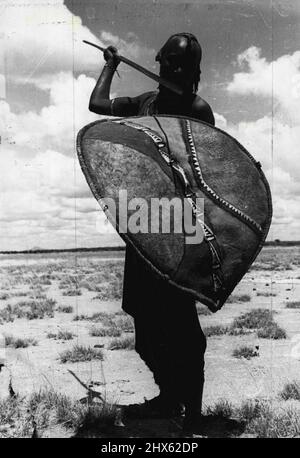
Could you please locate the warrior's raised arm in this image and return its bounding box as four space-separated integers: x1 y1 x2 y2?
89 46 120 115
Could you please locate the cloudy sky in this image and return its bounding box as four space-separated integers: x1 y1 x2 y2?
0 0 299 250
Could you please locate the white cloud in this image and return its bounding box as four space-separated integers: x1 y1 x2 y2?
227 46 300 124
0 0 156 250
0 68 122 250
0 0 102 81
0 148 94 216
226 47 300 239
0 146 119 250
0 0 155 91
214 112 228 131
0 1 156 250
0 72 98 155
100 30 155 62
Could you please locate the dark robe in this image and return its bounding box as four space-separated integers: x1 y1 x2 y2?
115 91 207 406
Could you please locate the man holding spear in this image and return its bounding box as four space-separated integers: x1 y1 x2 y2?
87 33 215 433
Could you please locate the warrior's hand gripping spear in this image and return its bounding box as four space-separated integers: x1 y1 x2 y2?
83 40 183 96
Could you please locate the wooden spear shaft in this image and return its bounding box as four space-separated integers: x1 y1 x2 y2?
83 39 183 96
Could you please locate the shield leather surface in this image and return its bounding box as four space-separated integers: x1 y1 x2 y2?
76 115 272 312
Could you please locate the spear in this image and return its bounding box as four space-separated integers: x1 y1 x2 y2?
83 39 183 96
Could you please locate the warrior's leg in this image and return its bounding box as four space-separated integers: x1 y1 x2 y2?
123 307 183 418
158 294 207 425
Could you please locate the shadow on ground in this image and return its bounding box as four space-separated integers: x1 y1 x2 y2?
73 415 246 438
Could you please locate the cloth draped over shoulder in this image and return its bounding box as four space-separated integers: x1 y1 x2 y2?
111 91 158 117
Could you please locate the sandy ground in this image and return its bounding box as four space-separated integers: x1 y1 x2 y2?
0 247 300 437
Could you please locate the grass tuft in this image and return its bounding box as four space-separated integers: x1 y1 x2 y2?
73 312 115 326
89 326 121 338
108 336 135 351
286 301 300 309
75 403 118 433
47 330 75 341
238 399 266 423
114 315 134 332
232 346 259 360
57 305 74 313
73 314 89 321
4 335 37 348
240 402 300 438
28 388 80 428
203 325 229 337
12 299 56 320
226 294 251 303
256 291 277 297
0 386 120 437
205 399 234 418
59 345 104 363
280 381 300 401
257 322 286 339
230 308 286 340
232 308 274 330
62 288 82 297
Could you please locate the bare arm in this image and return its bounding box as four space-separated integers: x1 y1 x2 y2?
89 46 120 115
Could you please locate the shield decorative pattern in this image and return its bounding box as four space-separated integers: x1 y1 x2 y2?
76 115 272 312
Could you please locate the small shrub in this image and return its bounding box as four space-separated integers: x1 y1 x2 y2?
232 308 274 330
57 330 74 340
47 332 57 339
29 287 47 298
226 294 251 304
0 396 31 437
57 305 73 313
227 327 252 336
114 315 134 332
94 284 123 301
286 301 300 309
58 275 80 290
4 335 37 348
238 399 266 422
257 323 286 339
74 403 118 433
241 404 300 438
47 330 74 340
73 312 115 326
280 381 300 401
38 275 52 285
256 292 277 297
232 346 258 360
13 298 56 320
0 292 10 300
0 305 14 323
28 388 81 428
11 291 28 297
73 314 89 321
205 399 234 418
89 326 121 338
59 345 104 363
108 336 135 351
90 312 115 326
62 288 82 297
203 325 229 337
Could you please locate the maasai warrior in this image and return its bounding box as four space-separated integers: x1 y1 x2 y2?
89 33 215 432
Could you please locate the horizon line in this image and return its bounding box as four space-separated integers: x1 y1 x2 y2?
0 240 299 255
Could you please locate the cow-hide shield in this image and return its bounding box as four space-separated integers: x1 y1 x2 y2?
76 115 272 312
